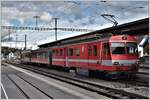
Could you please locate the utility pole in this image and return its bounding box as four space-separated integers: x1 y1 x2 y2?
8 29 11 41
54 18 59 41
8 29 11 48
24 34 27 50
15 34 18 48
33 15 40 30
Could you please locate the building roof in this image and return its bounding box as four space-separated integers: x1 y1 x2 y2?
38 18 149 48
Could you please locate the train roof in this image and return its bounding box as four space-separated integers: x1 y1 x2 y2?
31 47 51 53
22 50 31 53
38 18 149 48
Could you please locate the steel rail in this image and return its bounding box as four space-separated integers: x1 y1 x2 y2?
16 74 53 99
7 75 30 99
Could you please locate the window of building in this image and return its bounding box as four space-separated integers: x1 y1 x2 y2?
69 48 73 56
88 46 92 56
93 45 97 56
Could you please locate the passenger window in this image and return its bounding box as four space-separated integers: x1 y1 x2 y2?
88 46 92 56
53 50 55 56
93 45 97 56
45 53 48 58
103 43 110 55
43 53 45 58
60 49 63 56
56 50 58 56
69 48 73 56
75 48 80 56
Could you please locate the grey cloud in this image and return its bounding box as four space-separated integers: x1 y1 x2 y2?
1 1 149 44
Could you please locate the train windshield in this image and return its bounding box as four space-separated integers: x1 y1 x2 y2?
111 42 126 54
126 42 138 54
111 42 138 54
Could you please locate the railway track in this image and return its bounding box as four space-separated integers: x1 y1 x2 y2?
5 62 148 99
14 62 149 87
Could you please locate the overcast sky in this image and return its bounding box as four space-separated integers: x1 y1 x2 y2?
1 1 149 49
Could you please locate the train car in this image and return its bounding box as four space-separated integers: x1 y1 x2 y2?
21 50 31 64
21 35 139 78
52 47 66 67
30 48 50 65
52 35 139 78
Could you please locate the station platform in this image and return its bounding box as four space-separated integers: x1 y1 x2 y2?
1 63 109 99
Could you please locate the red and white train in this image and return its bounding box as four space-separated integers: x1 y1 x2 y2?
21 35 139 78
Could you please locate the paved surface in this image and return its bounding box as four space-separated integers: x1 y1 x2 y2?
1 64 109 99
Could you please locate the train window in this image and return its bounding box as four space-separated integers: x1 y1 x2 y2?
103 43 110 55
60 49 63 56
66 48 68 56
37 53 40 58
88 46 92 56
111 42 125 54
43 53 45 58
74 48 80 56
45 53 48 58
93 45 97 56
40 53 42 57
53 50 55 56
40 53 42 58
69 48 73 56
33 53 36 58
42 53 45 58
56 50 59 56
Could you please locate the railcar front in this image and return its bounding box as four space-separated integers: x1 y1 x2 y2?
108 35 139 78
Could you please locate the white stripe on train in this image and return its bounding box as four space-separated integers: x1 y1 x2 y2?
52 58 138 66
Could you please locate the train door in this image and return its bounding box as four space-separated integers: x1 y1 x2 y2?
88 43 99 68
101 42 111 66
49 49 52 65
65 48 69 67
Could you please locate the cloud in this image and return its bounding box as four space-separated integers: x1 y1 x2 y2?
40 12 53 22
1 1 149 49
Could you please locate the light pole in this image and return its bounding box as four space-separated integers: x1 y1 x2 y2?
24 34 27 50
15 34 18 48
54 18 58 41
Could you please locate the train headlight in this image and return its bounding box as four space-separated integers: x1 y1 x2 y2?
113 62 120 65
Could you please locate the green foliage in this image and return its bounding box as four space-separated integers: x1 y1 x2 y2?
1 46 21 57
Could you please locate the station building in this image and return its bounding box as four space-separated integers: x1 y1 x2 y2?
38 18 149 58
